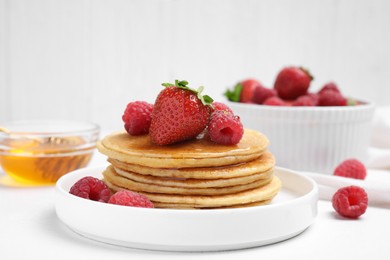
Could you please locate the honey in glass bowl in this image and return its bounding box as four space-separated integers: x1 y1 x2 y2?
0 120 100 185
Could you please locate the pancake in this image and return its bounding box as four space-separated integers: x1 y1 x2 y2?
152 200 271 209
97 128 269 168
113 166 273 188
105 175 281 208
109 151 275 179
103 166 273 196
98 126 280 209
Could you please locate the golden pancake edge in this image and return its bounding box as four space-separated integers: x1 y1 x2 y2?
109 151 275 179
105 174 281 209
97 128 269 168
103 165 274 196
97 127 281 209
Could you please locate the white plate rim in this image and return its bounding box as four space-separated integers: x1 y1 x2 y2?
55 166 318 252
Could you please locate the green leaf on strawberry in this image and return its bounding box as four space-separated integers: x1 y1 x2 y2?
224 83 243 102
161 80 214 106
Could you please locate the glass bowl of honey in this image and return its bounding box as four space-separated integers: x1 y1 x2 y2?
0 120 100 185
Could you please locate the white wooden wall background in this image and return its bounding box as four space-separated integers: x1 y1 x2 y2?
0 0 389 130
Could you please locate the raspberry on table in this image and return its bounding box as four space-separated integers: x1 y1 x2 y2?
333 159 367 180
108 190 154 208
332 185 368 218
69 176 111 202
208 110 244 145
122 101 154 135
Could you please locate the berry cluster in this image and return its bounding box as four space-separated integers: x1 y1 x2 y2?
122 80 244 146
225 66 360 107
331 159 368 218
69 176 154 208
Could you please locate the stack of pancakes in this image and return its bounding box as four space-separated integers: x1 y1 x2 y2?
97 128 281 209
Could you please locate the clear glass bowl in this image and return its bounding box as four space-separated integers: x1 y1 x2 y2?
0 120 100 185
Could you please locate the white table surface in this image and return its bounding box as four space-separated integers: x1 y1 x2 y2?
1 149 390 260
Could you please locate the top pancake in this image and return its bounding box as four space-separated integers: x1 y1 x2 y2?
97 128 269 168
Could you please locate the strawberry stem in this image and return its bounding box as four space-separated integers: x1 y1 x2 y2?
161 79 214 105
224 82 242 102
299 67 314 81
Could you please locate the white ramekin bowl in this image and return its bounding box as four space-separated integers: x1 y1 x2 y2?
228 102 375 174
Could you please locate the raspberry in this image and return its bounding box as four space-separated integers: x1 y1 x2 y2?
252 86 277 104
318 82 340 95
208 110 244 145
212 101 233 114
292 95 316 106
108 190 154 208
332 185 368 218
122 101 154 135
69 176 111 202
333 159 367 180
318 89 347 106
263 96 287 106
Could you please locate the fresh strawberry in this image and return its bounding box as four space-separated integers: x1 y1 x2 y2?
274 66 313 100
224 79 261 103
149 80 213 145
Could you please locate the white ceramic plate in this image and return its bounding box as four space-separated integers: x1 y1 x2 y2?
55 166 318 252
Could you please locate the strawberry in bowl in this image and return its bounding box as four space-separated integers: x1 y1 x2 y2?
225 66 362 107
225 66 375 174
